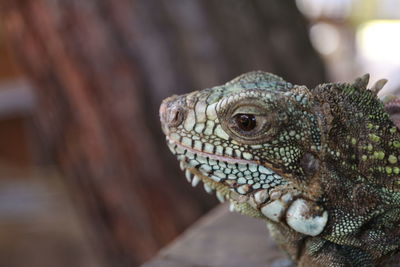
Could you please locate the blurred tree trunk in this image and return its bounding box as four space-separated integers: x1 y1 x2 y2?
0 0 326 266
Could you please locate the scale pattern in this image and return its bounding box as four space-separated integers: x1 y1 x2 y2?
160 71 400 266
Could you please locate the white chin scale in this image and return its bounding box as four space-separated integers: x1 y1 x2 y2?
260 191 328 237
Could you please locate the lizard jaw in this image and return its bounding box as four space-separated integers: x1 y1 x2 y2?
184 159 328 236
181 162 268 218
166 137 286 216
166 137 329 235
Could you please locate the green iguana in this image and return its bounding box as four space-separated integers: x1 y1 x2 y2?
159 71 400 266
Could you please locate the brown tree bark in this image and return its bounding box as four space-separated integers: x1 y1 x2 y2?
0 0 326 266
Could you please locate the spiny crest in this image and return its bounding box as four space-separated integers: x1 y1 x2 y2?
352 73 370 90
351 73 388 95
314 74 389 123
345 74 389 123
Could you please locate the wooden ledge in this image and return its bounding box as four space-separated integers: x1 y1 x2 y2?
143 203 291 267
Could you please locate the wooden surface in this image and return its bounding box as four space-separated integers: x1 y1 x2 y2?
143 204 292 267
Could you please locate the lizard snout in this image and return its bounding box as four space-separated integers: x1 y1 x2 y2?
160 96 187 133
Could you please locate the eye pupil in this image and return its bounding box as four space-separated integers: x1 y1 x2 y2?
235 114 256 131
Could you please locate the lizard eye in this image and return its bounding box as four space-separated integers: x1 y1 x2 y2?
228 111 268 140
218 98 285 145
234 114 257 131
221 105 283 144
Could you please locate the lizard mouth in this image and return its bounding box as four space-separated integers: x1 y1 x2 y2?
166 137 288 214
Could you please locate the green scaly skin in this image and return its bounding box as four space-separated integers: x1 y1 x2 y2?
159 71 400 266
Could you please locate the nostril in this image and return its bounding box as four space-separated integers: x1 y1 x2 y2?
160 96 186 128
167 106 185 127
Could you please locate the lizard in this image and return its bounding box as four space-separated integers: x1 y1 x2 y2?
159 71 400 266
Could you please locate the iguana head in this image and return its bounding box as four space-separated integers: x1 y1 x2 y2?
160 71 323 219
160 71 400 264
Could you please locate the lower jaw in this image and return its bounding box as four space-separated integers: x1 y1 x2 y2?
185 165 265 218
167 138 271 217
188 166 234 200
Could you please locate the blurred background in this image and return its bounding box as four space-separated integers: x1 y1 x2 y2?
0 0 399 266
